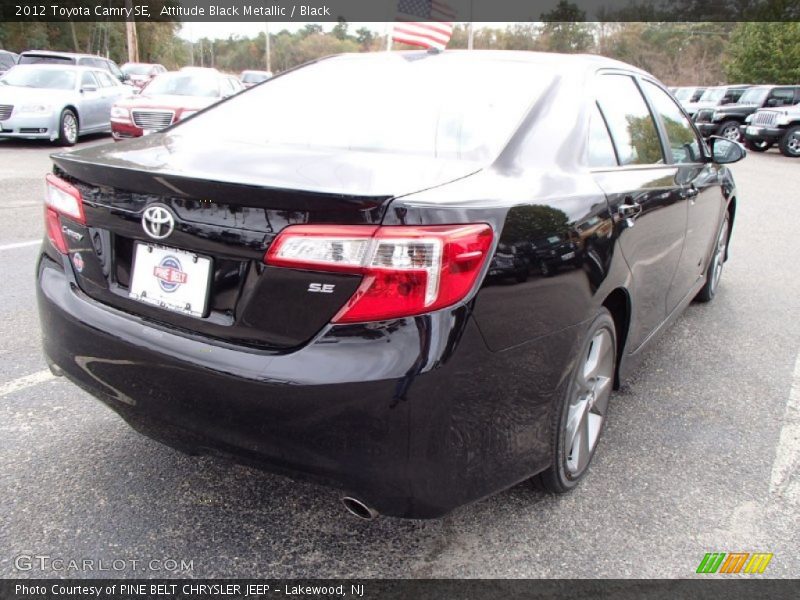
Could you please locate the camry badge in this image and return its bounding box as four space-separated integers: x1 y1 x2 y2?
142 205 175 240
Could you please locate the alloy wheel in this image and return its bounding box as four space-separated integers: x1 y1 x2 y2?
722 125 740 142
710 218 729 294
564 327 615 477
787 134 800 156
63 113 78 144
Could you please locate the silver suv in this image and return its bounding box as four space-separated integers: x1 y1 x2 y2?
741 103 800 157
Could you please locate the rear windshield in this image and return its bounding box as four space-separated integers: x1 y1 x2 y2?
0 67 75 90
19 54 75 65
242 72 270 83
177 55 554 162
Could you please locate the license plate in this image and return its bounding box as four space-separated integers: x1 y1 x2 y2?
746 126 760 135
561 251 576 261
129 243 212 317
142 129 155 136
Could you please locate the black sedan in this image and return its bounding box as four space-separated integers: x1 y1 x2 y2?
36 51 744 519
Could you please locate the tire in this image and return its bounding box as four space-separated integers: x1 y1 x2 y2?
778 126 800 158
716 120 742 143
695 214 730 303
744 138 772 152
539 260 551 277
55 109 78 146
535 308 616 493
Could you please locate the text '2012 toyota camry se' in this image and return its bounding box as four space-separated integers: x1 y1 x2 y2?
36 51 745 519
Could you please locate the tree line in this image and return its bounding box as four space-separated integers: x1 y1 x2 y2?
1 19 798 86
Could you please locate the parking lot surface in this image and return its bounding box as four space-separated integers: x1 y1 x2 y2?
0 136 798 578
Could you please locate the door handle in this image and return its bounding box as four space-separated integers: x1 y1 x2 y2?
618 202 642 219
618 202 642 228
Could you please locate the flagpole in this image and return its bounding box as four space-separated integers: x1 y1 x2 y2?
467 0 474 50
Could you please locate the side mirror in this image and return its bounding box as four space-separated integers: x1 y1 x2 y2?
81 85 98 93
121 73 130 82
709 136 746 164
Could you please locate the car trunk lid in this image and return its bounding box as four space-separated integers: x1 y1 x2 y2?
50 134 480 350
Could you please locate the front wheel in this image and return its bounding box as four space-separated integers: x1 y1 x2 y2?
745 138 772 152
695 214 729 303
778 126 800 158
716 120 742 142
535 309 616 493
55 109 78 146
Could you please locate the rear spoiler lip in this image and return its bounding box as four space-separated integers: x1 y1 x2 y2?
50 152 392 215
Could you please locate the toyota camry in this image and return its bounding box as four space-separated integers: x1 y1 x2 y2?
36 51 744 519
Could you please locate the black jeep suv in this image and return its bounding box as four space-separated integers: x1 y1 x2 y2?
694 85 800 144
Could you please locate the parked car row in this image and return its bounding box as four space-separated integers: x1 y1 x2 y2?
673 83 800 157
0 49 261 145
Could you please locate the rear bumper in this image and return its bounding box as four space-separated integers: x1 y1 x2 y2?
37 253 576 518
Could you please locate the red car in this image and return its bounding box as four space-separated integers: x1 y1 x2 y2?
110 70 244 139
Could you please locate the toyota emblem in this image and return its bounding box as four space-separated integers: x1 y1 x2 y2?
142 205 175 240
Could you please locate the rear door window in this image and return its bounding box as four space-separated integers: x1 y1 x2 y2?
588 103 618 168
596 74 664 166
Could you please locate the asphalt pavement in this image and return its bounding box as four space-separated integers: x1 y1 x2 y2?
0 135 798 578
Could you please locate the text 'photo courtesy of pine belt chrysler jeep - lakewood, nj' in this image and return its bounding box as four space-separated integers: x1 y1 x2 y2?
36 51 744 520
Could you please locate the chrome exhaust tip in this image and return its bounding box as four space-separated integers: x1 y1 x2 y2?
47 362 64 377
341 496 379 520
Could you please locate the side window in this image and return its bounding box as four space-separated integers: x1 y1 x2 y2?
642 80 702 164
106 61 124 79
767 88 795 107
95 71 116 88
81 71 98 88
690 88 705 102
725 88 745 104
596 74 664 166
588 103 618 168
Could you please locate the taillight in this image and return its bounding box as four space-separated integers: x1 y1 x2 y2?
44 173 85 254
265 223 494 323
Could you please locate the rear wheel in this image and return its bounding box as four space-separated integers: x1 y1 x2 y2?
56 109 78 146
717 120 741 142
778 126 800 157
695 214 729 303
744 138 772 152
536 309 616 493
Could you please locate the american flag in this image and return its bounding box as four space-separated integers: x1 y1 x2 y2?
392 0 456 51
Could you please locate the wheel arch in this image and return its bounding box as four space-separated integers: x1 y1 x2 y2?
62 105 80 131
601 287 631 390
